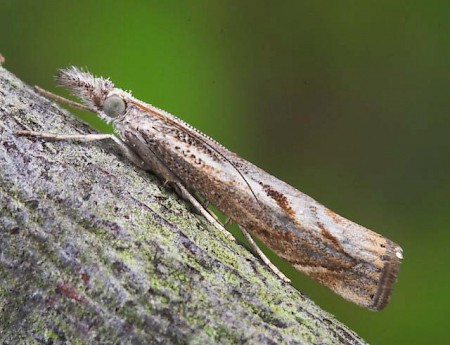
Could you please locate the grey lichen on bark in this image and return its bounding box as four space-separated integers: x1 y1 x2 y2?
0 65 367 345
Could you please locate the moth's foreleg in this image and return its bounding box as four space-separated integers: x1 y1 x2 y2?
16 129 234 243
15 131 149 170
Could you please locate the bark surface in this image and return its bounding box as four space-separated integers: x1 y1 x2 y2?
0 65 367 344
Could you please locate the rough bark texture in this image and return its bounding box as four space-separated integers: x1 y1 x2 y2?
0 65 367 345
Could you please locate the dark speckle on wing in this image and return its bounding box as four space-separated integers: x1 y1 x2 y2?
258 182 296 221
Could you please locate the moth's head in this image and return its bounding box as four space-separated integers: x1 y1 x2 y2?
56 66 130 122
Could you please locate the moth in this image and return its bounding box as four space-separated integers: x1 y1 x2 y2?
17 67 403 310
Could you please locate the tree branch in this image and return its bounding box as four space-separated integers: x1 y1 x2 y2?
0 65 367 344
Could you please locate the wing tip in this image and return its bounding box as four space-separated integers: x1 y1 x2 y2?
369 240 403 310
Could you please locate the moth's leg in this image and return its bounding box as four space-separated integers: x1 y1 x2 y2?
238 225 290 283
15 131 149 170
170 181 235 242
224 216 233 226
16 130 235 241
17 132 282 280
161 175 235 240
187 194 236 240
123 133 236 242
23 87 236 240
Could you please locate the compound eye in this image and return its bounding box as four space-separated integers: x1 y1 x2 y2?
103 95 126 117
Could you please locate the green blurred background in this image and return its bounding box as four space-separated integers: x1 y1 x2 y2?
1 1 449 343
